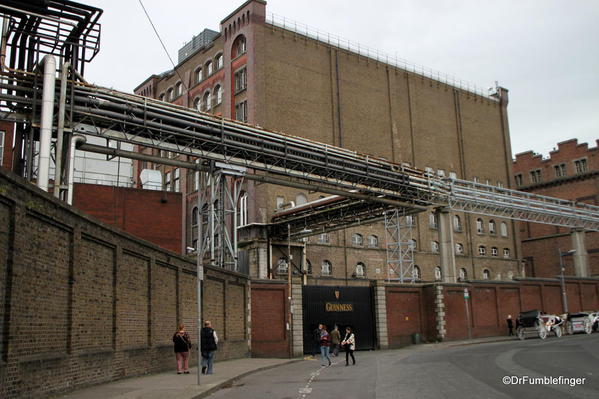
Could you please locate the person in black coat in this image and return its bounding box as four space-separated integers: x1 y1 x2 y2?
173 324 192 374
200 320 218 374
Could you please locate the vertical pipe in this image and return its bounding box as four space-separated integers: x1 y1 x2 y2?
67 135 86 205
54 62 70 198
38 55 56 191
196 173 204 385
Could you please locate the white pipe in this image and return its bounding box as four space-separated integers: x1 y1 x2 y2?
38 55 56 191
54 62 70 198
67 135 86 205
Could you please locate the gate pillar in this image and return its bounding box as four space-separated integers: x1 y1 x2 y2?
373 280 389 349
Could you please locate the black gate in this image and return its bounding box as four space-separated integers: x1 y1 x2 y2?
302 285 376 354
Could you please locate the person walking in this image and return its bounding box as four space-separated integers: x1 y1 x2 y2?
200 320 218 375
506 315 514 336
341 326 356 366
319 324 332 367
313 324 323 357
173 324 192 374
330 325 341 357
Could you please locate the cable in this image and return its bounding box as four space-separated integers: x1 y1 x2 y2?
137 0 188 93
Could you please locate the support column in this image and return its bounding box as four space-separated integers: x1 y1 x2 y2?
434 285 446 341
373 281 389 349
571 229 589 277
436 207 457 283
291 279 304 357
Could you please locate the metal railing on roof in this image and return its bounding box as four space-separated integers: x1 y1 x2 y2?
265 13 495 100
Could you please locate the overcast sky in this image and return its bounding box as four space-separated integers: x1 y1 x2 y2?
84 0 599 158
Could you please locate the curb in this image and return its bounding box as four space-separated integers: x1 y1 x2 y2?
191 359 304 399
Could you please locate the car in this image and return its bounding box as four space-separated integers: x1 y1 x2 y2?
566 312 594 334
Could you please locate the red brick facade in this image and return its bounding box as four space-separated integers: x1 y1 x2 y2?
512 139 599 277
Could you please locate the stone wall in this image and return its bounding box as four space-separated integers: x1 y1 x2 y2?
0 169 249 399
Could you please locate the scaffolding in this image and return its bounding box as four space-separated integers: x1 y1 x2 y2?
384 209 415 283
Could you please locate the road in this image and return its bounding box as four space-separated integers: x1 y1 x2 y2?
209 334 599 399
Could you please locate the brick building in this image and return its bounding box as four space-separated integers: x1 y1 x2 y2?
134 0 520 283
513 138 599 277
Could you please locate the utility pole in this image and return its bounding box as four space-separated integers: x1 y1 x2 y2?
559 248 575 314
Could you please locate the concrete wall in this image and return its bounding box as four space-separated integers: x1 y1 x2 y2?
0 169 249 399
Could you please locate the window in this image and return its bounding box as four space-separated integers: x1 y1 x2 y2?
215 53 223 69
405 215 415 226
214 84 223 105
408 239 417 250
175 81 182 97
276 196 285 209
194 67 203 84
367 235 378 248
167 87 174 101
482 269 490 280
476 218 484 234
276 257 288 274
351 233 363 246
321 260 332 276
431 241 439 253
234 67 247 93
489 220 496 235
458 268 467 281
193 97 201 111
515 174 523 186
500 222 508 237
491 247 498 256
478 245 486 256
205 60 213 76
434 266 442 281
424 166 434 175
455 243 464 255
453 215 462 232
437 169 445 177
574 158 588 174
0 130 4 166
232 35 246 58
159 92 165 101
164 170 171 191
412 265 421 280
355 262 365 278
554 163 567 177
202 91 212 111
503 248 510 258
235 100 247 122
449 171 457 180
305 259 312 274
529 169 541 184
192 206 198 226
429 213 438 229
317 233 330 244
295 193 307 206
173 168 180 192
238 191 248 226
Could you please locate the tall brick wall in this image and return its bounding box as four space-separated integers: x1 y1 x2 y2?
250 281 289 357
0 169 249 399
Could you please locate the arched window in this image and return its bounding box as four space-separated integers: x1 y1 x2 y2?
215 53 223 69
321 260 332 276
159 92 165 101
175 81 182 97
412 265 421 280
367 235 378 248
491 247 498 256
455 243 464 255
295 193 307 206
205 60 213 76
503 248 510 258
489 219 496 234
476 218 484 234
167 87 174 101
202 90 212 111
276 257 288 274
214 84 223 105
408 239 417 250
355 262 365 277
194 67 203 83
453 215 462 232
238 191 248 226
429 213 438 229
192 206 198 226
351 233 363 246
459 268 467 281
431 241 439 253
232 34 247 58
193 97 201 111
500 222 508 237
434 266 442 281
406 215 415 226
478 245 486 256
482 269 490 280
507 270 514 279
305 259 312 274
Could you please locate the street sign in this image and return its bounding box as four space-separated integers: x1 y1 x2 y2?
464 288 469 299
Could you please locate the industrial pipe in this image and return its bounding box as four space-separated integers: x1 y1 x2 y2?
54 62 70 198
37 54 56 192
67 135 86 205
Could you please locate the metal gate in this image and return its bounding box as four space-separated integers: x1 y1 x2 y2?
302 285 376 354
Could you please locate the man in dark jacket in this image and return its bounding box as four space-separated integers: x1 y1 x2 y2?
201 320 218 374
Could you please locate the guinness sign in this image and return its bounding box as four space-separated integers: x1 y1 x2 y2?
325 302 354 312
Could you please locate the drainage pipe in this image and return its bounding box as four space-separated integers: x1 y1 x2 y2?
37 54 56 191
67 135 86 205
54 62 70 198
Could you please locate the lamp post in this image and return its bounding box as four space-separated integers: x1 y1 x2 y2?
558 248 576 314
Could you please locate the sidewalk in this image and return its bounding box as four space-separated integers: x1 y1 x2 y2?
56 357 302 399
56 336 514 399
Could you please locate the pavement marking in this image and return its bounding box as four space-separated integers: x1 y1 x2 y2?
297 358 339 399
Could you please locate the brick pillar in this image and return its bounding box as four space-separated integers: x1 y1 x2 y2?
291 278 304 357
373 281 389 349
571 229 589 277
436 207 456 283
434 285 446 340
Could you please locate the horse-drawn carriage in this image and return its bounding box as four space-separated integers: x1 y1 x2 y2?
516 310 563 340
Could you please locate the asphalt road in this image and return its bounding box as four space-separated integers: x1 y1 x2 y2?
209 334 599 399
